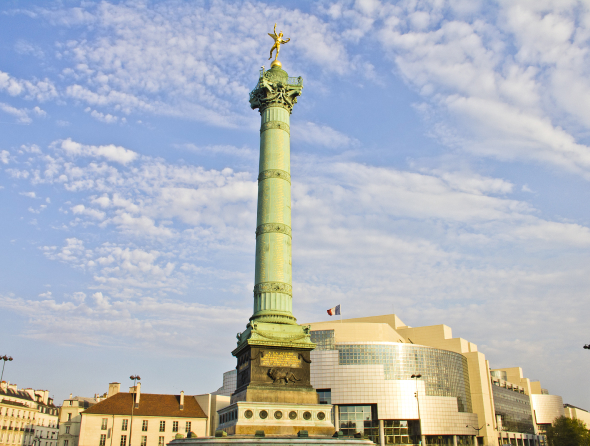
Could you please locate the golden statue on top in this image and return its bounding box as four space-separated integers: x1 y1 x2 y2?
268 23 290 67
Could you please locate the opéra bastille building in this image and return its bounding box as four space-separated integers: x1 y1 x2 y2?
214 314 576 446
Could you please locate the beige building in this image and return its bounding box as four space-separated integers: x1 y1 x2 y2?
0 382 59 446
78 383 229 446
59 395 104 446
563 404 590 428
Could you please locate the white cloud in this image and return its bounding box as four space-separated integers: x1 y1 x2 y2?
33 106 46 117
0 102 31 124
0 150 9 164
71 204 106 220
86 108 120 124
0 70 58 101
59 138 138 164
292 121 359 149
20 191 37 198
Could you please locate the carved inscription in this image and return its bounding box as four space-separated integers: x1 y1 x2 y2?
260 351 302 368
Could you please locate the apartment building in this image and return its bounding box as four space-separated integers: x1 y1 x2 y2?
0 382 59 446
78 383 229 446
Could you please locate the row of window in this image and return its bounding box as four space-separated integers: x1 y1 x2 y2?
99 435 167 446
100 420 190 433
0 432 55 446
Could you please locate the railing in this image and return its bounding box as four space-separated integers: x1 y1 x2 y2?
287 76 303 86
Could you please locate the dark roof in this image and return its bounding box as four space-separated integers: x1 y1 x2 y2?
83 393 206 418
564 403 589 412
0 387 35 402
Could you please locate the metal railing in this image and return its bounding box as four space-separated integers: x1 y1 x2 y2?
287 76 303 86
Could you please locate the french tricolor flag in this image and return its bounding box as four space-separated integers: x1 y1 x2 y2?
327 305 340 316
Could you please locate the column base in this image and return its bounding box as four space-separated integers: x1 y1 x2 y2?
218 402 334 436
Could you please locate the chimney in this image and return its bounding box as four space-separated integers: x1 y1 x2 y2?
70 393 73 399
8 384 18 393
0 381 7 392
133 382 141 408
23 388 35 400
180 391 184 410
107 383 121 398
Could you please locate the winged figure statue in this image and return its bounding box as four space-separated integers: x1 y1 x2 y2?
268 23 290 61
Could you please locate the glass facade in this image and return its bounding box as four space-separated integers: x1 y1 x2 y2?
383 420 420 445
338 406 379 443
425 435 454 445
311 330 472 413
492 386 534 434
311 330 335 350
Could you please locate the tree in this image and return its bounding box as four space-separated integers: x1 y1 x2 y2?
546 416 590 446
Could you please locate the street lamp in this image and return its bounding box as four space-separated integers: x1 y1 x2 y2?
1 356 13 382
467 424 490 445
584 345 590 350
411 374 422 444
129 375 140 446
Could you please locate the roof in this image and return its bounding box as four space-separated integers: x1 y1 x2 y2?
0 387 35 402
83 393 206 418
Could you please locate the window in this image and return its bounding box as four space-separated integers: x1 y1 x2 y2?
122 420 128 431
158 437 164 446
185 422 191 433
120 435 127 446
67 414 71 422
101 419 108 430
339 406 379 443
317 389 331 404
142 420 148 432
140 437 147 446
172 421 178 433
65 427 70 434
64 441 69 446
99 435 106 446
159 421 165 432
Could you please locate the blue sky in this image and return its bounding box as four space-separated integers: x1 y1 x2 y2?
1 0 590 408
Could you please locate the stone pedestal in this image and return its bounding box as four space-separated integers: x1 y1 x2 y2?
170 437 374 446
218 402 334 436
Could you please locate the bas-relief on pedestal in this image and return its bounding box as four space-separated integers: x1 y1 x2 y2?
215 64 334 436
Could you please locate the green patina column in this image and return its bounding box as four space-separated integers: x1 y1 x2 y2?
249 65 302 326
230 63 320 409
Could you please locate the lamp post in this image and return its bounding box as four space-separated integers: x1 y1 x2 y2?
411 374 423 445
129 375 140 446
1 356 13 382
467 424 489 446
584 345 590 350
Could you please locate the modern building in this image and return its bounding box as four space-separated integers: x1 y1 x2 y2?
213 313 565 446
563 404 590 428
0 381 59 446
77 382 229 446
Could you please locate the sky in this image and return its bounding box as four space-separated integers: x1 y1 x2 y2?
0 0 589 409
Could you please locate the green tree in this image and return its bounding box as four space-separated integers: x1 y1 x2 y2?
546 416 590 446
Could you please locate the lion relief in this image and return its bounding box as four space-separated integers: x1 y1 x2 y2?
267 367 301 384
